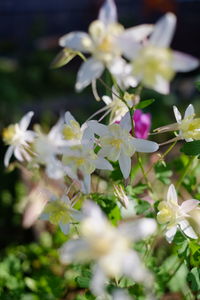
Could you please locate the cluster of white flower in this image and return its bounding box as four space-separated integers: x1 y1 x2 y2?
2 0 200 298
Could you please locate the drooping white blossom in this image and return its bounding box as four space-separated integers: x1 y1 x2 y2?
155 104 200 143
157 184 199 243
3 111 35 166
59 0 153 91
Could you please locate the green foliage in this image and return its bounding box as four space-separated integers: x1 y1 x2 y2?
154 163 172 184
135 98 155 109
180 141 200 156
187 267 200 292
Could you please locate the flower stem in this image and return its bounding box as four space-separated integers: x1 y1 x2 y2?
176 156 195 191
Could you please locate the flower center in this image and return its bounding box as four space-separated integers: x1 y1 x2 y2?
44 200 71 225
179 118 200 140
133 46 174 86
110 138 123 149
2 125 17 145
62 120 82 141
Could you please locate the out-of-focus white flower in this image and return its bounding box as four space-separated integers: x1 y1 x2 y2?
62 144 113 194
155 104 200 142
42 193 82 234
59 0 153 91
120 13 199 94
157 184 199 243
60 201 156 296
91 113 158 179
3 111 35 166
33 119 66 179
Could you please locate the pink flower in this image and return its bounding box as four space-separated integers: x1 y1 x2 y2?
133 110 151 139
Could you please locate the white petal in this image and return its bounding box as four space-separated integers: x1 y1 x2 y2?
87 120 108 136
14 147 24 161
81 174 91 194
95 157 113 171
59 32 92 52
117 35 141 61
75 58 104 91
173 106 182 124
48 118 64 140
179 219 198 239
172 51 199 72
167 184 178 205
152 75 170 95
60 222 70 235
120 112 132 131
98 0 117 26
19 111 34 131
82 126 95 148
123 24 153 42
180 199 199 214
90 265 107 297
184 104 195 119
165 226 177 243
4 145 14 167
64 111 76 124
150 13 176 47
119 153 131 179
60 239 88 264
130 218 157 241
132 138 159 153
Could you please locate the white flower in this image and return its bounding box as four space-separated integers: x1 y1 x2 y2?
155 104 200 142
59 0 153 91
60 201 155 296
91 113 158 179
3 111 35 166
120 13 199 94
42 194 82 234
33 119 66 179
63 111 95 146
62 144 113 194
157 184 199 243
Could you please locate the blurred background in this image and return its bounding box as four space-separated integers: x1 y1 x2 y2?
0 0 200 299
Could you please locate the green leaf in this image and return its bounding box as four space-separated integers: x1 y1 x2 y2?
187 267 200 291
75 276 90 288
135 99 155 110
180 141 200 156
195 81 200 92
50 49 78 69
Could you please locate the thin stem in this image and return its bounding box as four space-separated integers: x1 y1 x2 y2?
136 152 153 192
176 156 195 191
145 140 177 177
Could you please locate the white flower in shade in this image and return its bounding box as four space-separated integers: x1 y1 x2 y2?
42 194 82 234
157 184 199 243
3 111 35 167
60 201 156 296
59 0 153 91
90 113 158 179
62 145 113 194
155 104 200 142
33 119 67 179
120 13 199 94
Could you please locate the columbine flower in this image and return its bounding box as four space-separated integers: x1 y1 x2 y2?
157 184 199 243
154 104 200 142
62 144 113 194
59 0 153 91
120 13 199 94
2 111 35 167
63 111 94 146
60 201 156 296
133 109 151 139
33 119 66 179
114 184 129 209
42 194 82 234
91 113 158 179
